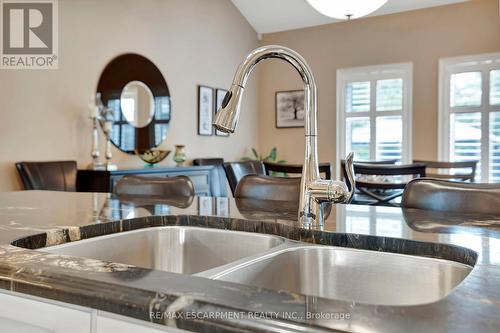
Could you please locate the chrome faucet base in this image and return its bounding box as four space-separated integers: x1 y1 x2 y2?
213 45 356 227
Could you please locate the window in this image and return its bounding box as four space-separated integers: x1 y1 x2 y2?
337 63 413 172
106 96 171 154
439 53 500 182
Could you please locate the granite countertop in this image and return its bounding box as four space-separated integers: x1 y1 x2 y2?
0 191 499 332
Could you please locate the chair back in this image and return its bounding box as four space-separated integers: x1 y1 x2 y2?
16 161 77 191
223 161 266 195
414 160 477 182
235 175 301 202
402 178 500 215
354 159 398 165
193 158 224 166
114 175 194 198
343 162 427 190
340 161 426 206
264 162 332 179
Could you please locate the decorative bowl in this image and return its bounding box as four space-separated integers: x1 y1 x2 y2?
135 149 171 165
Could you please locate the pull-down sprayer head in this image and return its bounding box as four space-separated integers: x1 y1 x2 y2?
213 84 244 134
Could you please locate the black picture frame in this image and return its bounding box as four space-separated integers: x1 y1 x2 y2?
275 90 305 129
198 85 214 136
215 88 229 137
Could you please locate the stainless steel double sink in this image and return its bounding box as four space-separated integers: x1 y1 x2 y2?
40 226 472 306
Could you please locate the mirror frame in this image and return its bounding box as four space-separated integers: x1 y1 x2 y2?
97 53 171 154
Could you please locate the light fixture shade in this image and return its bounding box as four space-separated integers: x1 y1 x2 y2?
306 0 388 20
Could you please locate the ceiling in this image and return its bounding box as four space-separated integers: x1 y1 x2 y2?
231 0 469 34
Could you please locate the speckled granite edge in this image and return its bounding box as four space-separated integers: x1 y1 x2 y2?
0 243 345 333
2 215 498 332
11 214 478 266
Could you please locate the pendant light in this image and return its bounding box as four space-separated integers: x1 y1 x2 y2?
306 0 388 20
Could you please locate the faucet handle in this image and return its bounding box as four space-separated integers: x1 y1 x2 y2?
343 152 356 204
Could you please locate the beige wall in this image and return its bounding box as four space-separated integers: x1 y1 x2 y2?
2 0 499 192
0 0 259 191
257 0 500 168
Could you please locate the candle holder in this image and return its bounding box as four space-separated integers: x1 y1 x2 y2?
99 106 117 171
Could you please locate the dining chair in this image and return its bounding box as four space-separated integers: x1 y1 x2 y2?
15 160 78 191
114 175 194 199
263 162 332 179
193 158 224 166
402 178 500 215
341 161 426 206
413 160 477 182
353 159 398 165
234 175 301 202
234 175 334 220
223 161 266 195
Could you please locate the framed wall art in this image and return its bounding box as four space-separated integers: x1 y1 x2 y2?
198 85 214 135
275 90 305 128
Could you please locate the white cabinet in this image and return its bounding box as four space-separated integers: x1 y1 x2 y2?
96 312 187 333
0 290 91 333
0 290 187 333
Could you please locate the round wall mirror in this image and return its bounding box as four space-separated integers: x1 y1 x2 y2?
120 81 155 128
97 54 171 154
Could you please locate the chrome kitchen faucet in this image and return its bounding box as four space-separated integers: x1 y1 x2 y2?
213 45 355 227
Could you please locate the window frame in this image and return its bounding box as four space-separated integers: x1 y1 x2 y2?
336 62 413 177
438 53 500 182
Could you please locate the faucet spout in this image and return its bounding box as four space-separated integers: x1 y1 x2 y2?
214 45 354 227
214 45 317 137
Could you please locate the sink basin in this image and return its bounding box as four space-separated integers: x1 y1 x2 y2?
36 226 472 305
42 226 284 275
212 246 472 306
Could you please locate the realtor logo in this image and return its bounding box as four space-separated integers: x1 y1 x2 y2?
1 0 58 69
